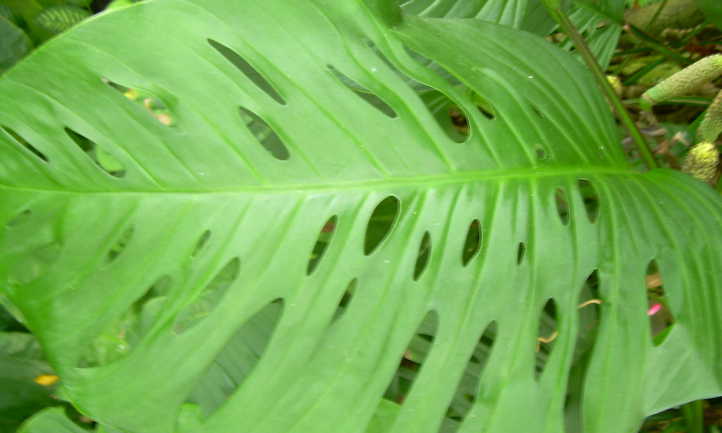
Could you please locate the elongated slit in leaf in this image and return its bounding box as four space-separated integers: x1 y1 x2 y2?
646 260 674 346
239 107 290 160
372 42 472 143
364 196 400 255
191 230 212 259
102 79 175 126
2 126 48 162
327 65 397 118
307 215 338 275
462 219 482 266
106 225 134 263
413 231 432 280
64 127 126 177
383 310 438 405
442 321 497 432
207 38 286 105
174 257 241 334
578 269 602 340
187 299 284 416
577 179 600 223
555 188 570 225
536 298 558 379
331 278 358 323
565 271 603 429
516 242 526 264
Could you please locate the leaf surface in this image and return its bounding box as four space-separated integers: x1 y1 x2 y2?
0 1 721 433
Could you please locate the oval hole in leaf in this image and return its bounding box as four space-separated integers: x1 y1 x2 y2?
65 127 126 178
332 278 358 323
574 269 603 368
447 104 470 141
470 92 496 120
174 257 241 334
555 188 570 225
207 38 286 105
646 260 674 346
239 107 290 160
413 231 432 280
364 196 400 255
442 321 497 432
577 179 600 223
187 299 284 416
383 310 438 405
535 147 547 161
102 79 175 126
371 42 471 143
307 215 338 275
327 65 397 118
516 242 526 264
2 126 48 162
191 230 212 259
462 219 481 266
106 225 134 263
536 298 558 379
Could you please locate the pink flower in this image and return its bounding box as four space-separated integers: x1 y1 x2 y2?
647 303 662 316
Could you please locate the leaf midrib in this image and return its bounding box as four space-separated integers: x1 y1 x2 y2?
0 166 640 196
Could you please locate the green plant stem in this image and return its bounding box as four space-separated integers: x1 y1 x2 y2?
544 3 658 169
681 400 704 433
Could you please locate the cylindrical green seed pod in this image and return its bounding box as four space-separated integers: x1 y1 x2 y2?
682 141 720 184
34 5 91 36
642 55 722 107
698 90 722 143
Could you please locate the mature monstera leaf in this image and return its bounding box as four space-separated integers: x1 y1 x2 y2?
1 1 721 433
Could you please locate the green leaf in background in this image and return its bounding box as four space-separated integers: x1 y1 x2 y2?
18 408 87 433
401 0 622 69
19 407 127 433
0 15 31 74
0 2 721 433
697 0 722 30
0 332 57 432
32 5 90 41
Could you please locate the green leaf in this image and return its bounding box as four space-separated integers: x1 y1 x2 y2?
697 0 722 30
18 408 89 433
0 1 721 433
0 15 31 73
401 0 538 30
365 399 402 433
0 332 56 431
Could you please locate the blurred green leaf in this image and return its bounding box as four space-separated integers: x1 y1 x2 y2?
697 0 722 30
0 15 31 73
0 332 56 432
18 408 89 433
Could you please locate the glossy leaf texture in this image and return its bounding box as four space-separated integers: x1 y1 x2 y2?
0 1 721 433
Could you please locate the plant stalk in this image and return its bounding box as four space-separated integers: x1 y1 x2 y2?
544 3 658 169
